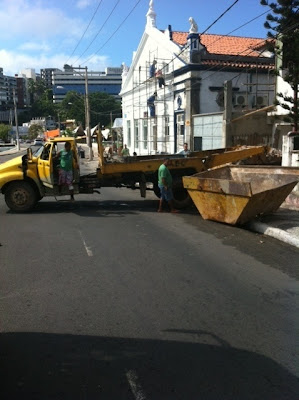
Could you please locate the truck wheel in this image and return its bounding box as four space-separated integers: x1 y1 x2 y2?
5 181 38 212
172 179 192 209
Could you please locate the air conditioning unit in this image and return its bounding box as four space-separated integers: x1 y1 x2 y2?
256 95 268 108
233 94 247 108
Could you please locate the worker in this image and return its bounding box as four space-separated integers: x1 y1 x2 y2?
121 144 130 161
56 142 78 201
147 92 157 117
178 142 191 157
149 60 157 78
155 69 166 88
157 158 179 213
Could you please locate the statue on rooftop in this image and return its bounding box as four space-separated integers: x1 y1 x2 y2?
189 17 198 34
122 62 129 74
146 0 156 28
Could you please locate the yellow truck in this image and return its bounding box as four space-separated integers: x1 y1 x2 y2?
0 136 268 212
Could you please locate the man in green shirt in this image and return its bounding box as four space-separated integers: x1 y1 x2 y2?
57 142 78 201
157 158 179 213
121 144 130 161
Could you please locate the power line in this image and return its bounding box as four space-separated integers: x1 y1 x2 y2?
121 0 252 97
197 20 299 87
65 0 103 64
73 0 121 66
201 0 239 35
161 0 241 73
170 18 299 100
58 90 122 116
81 0 142 65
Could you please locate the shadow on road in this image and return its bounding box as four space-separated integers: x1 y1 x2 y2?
6 199 197 217
1 332 298 399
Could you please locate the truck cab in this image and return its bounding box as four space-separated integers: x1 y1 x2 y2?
0 137 79 212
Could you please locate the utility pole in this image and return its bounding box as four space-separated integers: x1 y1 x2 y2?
84 66 93 161
67 66 93 161
12 88 20 151
223 80 232 147
110 111 114 151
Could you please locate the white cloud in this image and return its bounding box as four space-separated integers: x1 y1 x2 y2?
0 49 110 76
76 0 93 9
0 0 113 77
0 0 85 41
18 42 51 52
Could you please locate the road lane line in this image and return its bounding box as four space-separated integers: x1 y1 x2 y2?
79 231 93 257
126 370 147 400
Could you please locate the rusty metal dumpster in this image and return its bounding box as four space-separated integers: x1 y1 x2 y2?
183 165 299 225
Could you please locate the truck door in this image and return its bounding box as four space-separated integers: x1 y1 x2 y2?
37 142 54 188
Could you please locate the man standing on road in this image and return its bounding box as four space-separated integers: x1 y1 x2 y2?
157 158 179 213
56 142 78 201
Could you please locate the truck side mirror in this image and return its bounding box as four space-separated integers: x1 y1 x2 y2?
27 147 33 161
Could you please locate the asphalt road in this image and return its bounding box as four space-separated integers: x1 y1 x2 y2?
0 158 298 399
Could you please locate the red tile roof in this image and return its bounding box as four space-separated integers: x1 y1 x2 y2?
172 32 269 58
201 59 272 70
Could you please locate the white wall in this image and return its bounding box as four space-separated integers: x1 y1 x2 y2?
200 70 275 114
121 30 185 155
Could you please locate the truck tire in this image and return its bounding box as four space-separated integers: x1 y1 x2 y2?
172 178 193 209
5 181 38 212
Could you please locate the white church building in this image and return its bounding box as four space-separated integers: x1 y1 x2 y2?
120 0 275 155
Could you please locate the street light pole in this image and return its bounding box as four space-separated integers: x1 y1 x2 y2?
57 67 92 160
12 88 20 151
84 66 93 161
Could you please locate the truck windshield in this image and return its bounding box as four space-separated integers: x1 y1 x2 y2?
33 145 44 157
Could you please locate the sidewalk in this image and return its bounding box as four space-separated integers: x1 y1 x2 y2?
247 203 299 249
0 146 19 156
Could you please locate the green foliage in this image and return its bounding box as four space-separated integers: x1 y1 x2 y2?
61 128 74 137
23 80 121 134
57 91 122 129
28 124 44 139
28 79 47 101
0 124 11 141
89 92 122 128
58 91 85 125
261 0 299 129
18 110 32 125
24 79 57 122
30 89 57 118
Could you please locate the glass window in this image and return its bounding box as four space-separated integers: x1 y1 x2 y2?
127 120 131 147
143 120 148 149
134 119 139 148
165 116 170 136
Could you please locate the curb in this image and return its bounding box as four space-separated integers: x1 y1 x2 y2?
247 220 299 249
0 148 19 156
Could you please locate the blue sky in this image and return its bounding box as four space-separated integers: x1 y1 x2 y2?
0 0 271 76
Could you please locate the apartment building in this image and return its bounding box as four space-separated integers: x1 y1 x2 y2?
41 68 60 88
52 65 122 103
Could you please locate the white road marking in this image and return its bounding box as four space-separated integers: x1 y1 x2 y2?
79 231 93 257
126 370 147 400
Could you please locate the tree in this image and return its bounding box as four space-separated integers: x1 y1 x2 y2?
28 78 47 103
89 92 122 128
0 124 11 142
261 0 299 131
58 91 85 125
24 79 57 123
28 124 44 139
30 89 57 118
57 91 122 129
